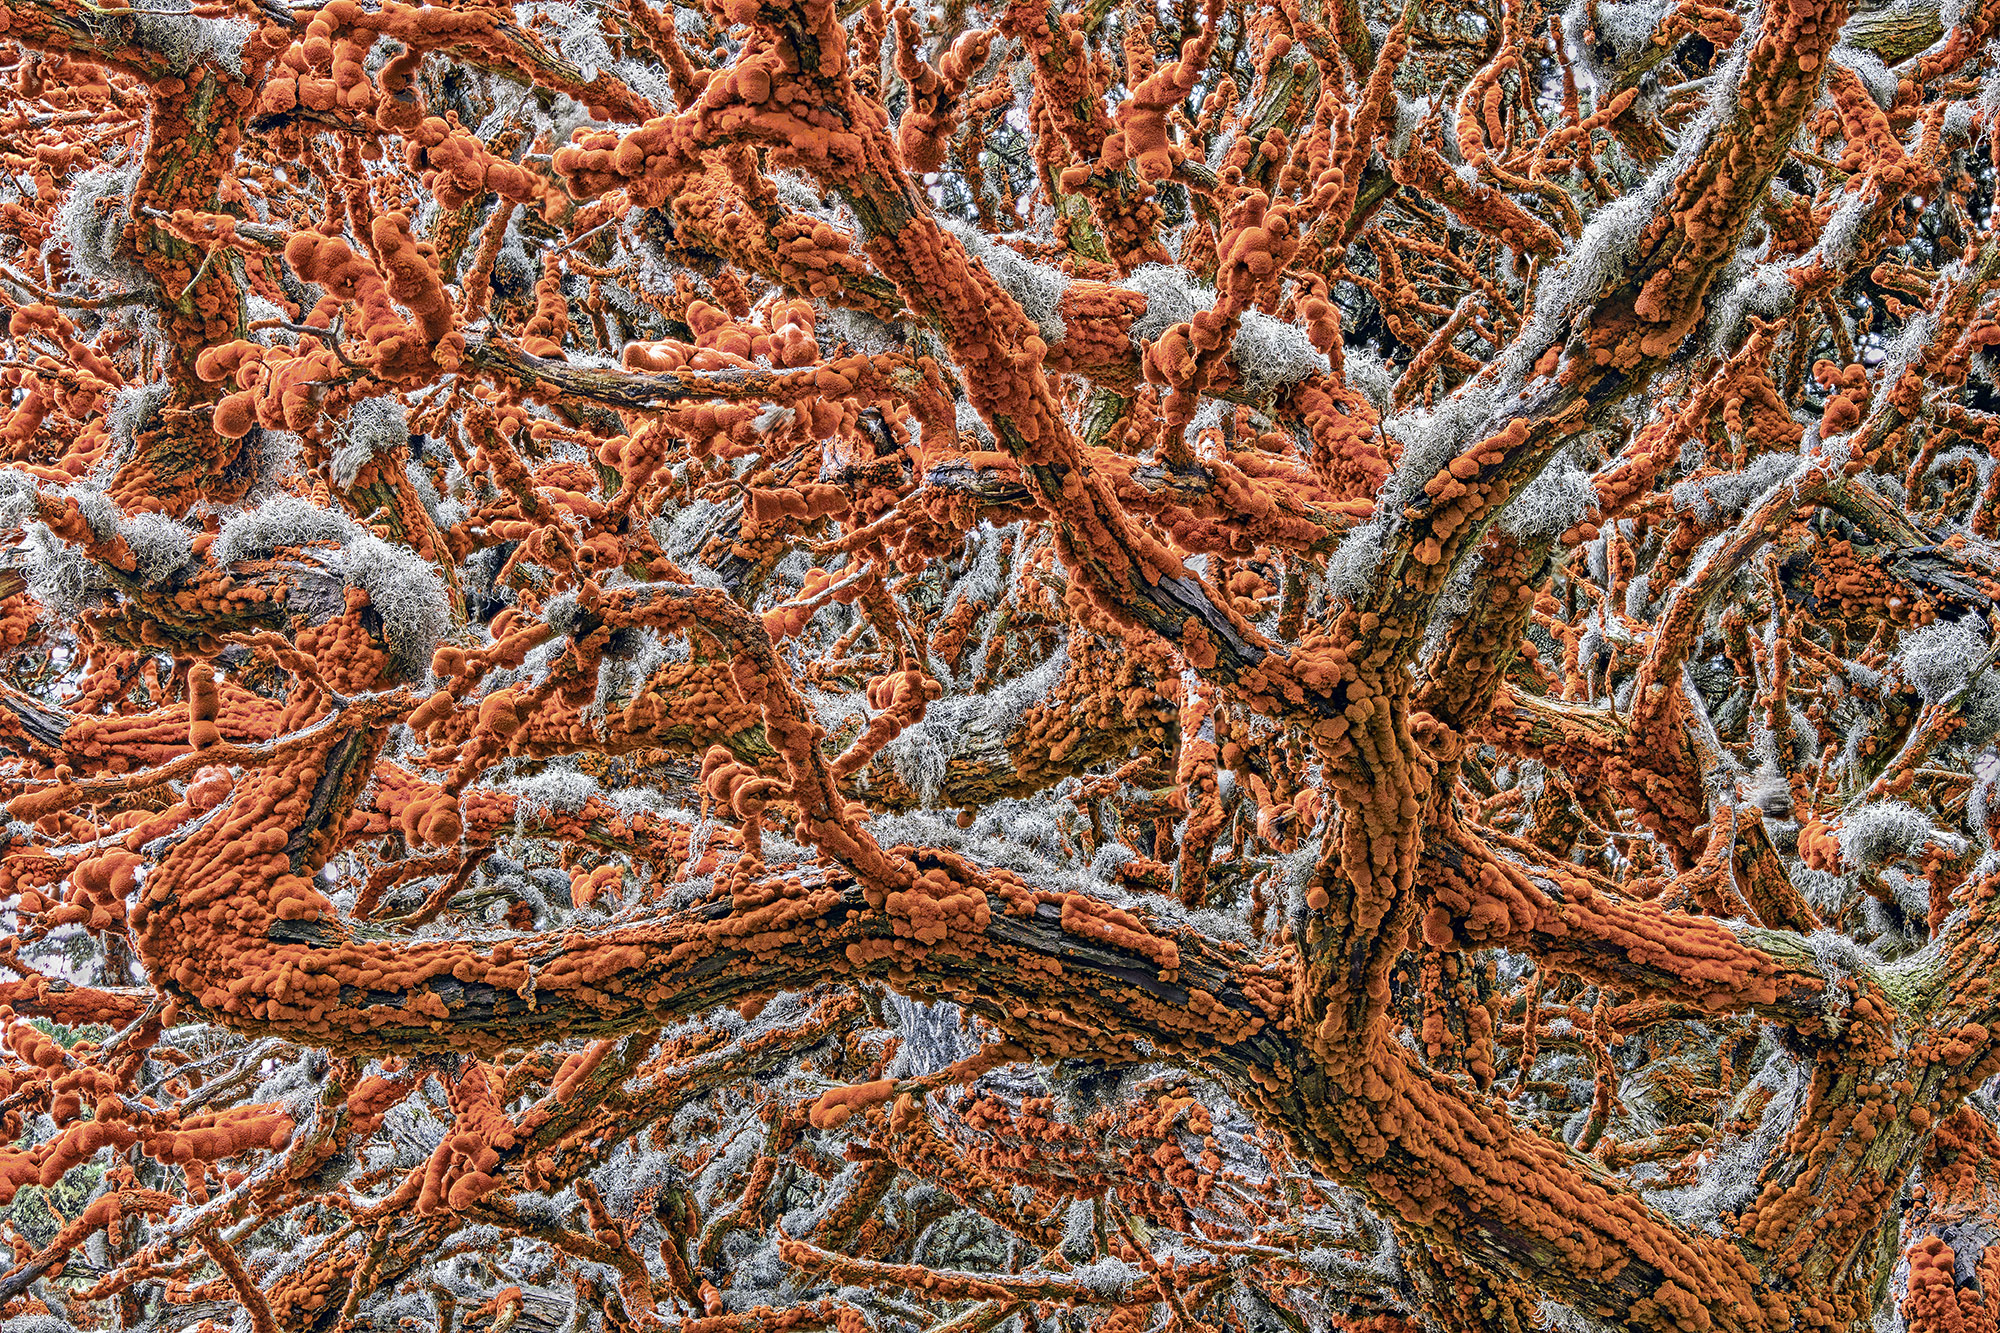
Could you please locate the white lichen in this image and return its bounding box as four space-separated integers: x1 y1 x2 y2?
1127 264 1204 345
944 220 1069 344
1671 452 1803 524
330 396 412 491
1897 615 1990 705
1502 453 1596 540
118 512 195 585
1838 801 1966 869
1325 520 1385 603
213 496 449 679
505 767 600 824
1229 310 1329 400
52 164 148 291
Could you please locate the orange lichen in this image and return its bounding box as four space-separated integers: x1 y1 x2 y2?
0 0 1986 1327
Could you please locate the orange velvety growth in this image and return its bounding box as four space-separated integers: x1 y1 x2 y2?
2 0 2000 1327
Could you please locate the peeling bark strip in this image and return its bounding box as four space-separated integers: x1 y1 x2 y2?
2 0 2000 1327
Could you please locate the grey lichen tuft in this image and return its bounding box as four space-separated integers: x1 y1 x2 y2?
1127 264 1204 345
0 474 196 610
945 220 1069 345
23 522 112 617
1325 521 1385 603
343 534 451 680
1502 454 1596 540
1838 801 1965 869
1229 310 1329 400
1563 0 1672 79
131 0 256 75
211 494 353 566
53 165 148 291
103 379 171 473
330 397 412 491
1897 616 1990 705
505 767 601 824
1670 452 1802 525
214 496 449 680
1342 344 1395 415
119 512 195 586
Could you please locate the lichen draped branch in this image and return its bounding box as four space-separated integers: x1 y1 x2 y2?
0 0 1998 1327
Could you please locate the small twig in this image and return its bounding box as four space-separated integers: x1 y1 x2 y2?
1106 1195 1199 1333
555 215 621 255
196 1228 280 1333
176 249 219 301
